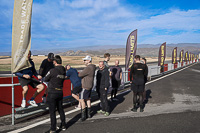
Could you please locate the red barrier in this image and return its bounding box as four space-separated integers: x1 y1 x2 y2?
164 64 168 72
174 63 178 69
181 62 184 67
0 76 72 117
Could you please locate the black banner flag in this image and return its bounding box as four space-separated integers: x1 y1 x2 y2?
125 29 137 70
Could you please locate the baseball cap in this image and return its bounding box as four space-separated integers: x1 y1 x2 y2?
48 53 54 60
82 55 92 61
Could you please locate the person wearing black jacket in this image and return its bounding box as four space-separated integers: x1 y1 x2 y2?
44 55 66 133
96 61 110 116
38 53 54 103
15 51 44 108
130 55 148 112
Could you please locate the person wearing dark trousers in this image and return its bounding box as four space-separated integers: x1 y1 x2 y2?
110 60 122 101
130 55 148 112
38 53 54 103
96 61 110 116
44 55 67 133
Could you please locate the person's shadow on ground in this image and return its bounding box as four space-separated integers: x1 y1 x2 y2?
55 112 81 133
143 89 152 109
56 90 131 132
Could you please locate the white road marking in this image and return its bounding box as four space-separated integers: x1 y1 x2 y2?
190 68 200 73
8 63 196 133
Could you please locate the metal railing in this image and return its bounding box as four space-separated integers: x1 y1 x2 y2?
0 59 199 125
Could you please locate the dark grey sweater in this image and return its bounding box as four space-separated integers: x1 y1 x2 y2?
96 68 110 90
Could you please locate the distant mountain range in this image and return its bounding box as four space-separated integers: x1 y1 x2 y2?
1 43 200 56
58 43 200 57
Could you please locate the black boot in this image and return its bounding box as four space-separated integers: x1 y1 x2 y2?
131 105 137 112
81 108 86 121
87 107 91 118
140 104 144 112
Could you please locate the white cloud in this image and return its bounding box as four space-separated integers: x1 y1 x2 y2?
140 31 200 44
0 0 200 52
136 9 200 31
65 0 118 9
31 2 200 45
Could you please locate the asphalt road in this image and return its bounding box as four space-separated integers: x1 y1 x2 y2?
1 63 200 133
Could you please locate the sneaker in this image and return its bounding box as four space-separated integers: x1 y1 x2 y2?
57 125 67 131
28 100 38 107
49 130 56 133
21 100 26 108
97 110 105 114
75 105 81 109
104 112 110 116
42 96 46 103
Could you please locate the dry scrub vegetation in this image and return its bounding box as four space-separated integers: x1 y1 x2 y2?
0 55 170 71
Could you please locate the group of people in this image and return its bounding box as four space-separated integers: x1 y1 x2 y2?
15 51 148 133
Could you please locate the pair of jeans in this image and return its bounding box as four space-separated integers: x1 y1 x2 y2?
100 89 109 112
47 93 66 131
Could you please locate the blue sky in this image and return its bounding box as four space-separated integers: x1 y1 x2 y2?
0 0 200 52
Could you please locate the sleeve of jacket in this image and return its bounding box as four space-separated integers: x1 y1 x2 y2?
96 71 98 85
15 71 23 78
66 70 71 77
144 65 148 77
105 69 110 88
44 70 52 82
31 62 38 77
130 65 133 81
78 67 89 78
39 60 45 76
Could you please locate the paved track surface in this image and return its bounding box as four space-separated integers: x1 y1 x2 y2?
1 63 200 133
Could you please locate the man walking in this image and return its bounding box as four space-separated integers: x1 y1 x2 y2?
38 53 54 103
110 60 122 101
96 61 110 116
44 55 67 132
65 64 82 108
15 51 44 108
130 55 148 112
78 55 96 121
